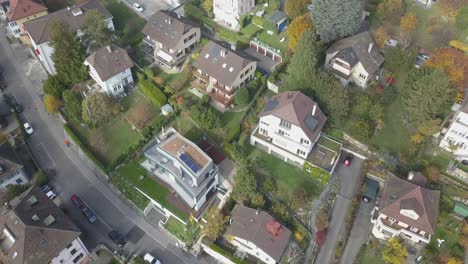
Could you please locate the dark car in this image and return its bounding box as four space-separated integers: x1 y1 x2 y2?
108 230 126 247
12 103 23 114
462 160 468 165
343 154 353 166
71 194 84 208
81 205 97 223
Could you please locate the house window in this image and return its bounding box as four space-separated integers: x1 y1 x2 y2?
73 253 84 264
279 119 291 129
70 248 77 255
300 138 309 145
9 21 17 26
15 178 22 184
409 226 418 232
260 121 269 126
359 73 367 80
296 149 306 156
14 29 21 34
279 130 285 136
66 243 73 249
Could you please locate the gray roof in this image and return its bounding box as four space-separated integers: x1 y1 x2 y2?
259 91 327 143
85 45 134 81
378 173 440 234
142 10 199 48
24 0 112 45
268 11 287 24
326 31 384 74
363 177 379 200
225 205 292 262
0 143 24 180
0 187 81 264
192 41 256 87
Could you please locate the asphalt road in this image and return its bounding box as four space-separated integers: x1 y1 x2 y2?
314 151 365 264
120 0 174 20
0 26 210 264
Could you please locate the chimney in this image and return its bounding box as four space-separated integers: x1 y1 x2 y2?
106 45 112 53
408 171 414 180
230 44 236 51
256 208 259 215
177 13 181 19
312 103 317 116
166 17 172 24
368 43 373 53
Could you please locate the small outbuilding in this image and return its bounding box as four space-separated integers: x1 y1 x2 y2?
362 177 379 202
268 11 288 32
161 104 174 116
453 202 468 219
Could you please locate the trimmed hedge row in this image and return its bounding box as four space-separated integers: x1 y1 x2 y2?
208 243 250 264
139 79 167 107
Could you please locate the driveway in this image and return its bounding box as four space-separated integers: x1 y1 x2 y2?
339 200 375 264
314 151 365 264
0 26 212 264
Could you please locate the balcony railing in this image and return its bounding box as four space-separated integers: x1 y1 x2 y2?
193 70 209 82
213 82 235 95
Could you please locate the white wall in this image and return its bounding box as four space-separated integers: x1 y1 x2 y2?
350 62 370 88
213 0 254 30
230 236 276 264
0 168 28 190
8 21 21 38
51 238 90 264
371 215 430 244
85 61 133 97
439 110 468 159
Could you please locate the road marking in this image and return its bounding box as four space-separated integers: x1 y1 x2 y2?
34 142 56 167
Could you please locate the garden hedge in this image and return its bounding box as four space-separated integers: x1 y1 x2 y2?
138 79 167 107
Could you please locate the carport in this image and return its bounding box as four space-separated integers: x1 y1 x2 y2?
362 177 379 201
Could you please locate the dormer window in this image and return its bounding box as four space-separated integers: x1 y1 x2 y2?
279 119 291 129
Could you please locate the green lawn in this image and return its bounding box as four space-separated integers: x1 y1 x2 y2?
255 30 288 53
355 242 384 264
318 136 342 152
221 111 245 130
240 24 262 38
249 148 324 199
115 161 189 221
109 171 150 210
164 217 200 243
100 0 146 46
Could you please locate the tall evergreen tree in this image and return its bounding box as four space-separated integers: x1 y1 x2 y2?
50 20 88 85
81 10 113 52
310 0 363 42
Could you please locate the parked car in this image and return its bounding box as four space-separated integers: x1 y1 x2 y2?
12 103 23 113
41 185 57 200
108 230 126 247
82 205 97 223
132 3 143 12
343 154 353 166
144 253 161 264
23 122 33 134
71 194 84 208
417 53 430 60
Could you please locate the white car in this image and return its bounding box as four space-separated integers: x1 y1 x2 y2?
132 3 144 12
23 122 34 134
144 253 161 264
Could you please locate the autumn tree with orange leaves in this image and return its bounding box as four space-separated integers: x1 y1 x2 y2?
439 0 467 17
400 13 418 49
373 26 390 48
426 47 468 92
288 14 314 50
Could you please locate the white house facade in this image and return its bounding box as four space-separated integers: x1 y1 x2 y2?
250 91 327 166
439 106 468 160
0 157 28 191
51 237 90 264
213 0 254 30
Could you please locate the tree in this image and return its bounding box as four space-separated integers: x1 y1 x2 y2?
231 166 257 204
43 95 61 113
424 165 440 182
417 118 441 136
400 13 418 49
349 119 372 141
287 14 314 50
373 26 389 48
82 92 123 125
271 201 290 222
462 223 468 248
310 0 363 42
290 188 309 209
49 20 88 85
410 133 424 145
402 69 453 124
315 207 329 230
439 0 466 17
202 0 213 16
376 0 405 23
426 47 468 92
144 67 155 79
203 206 229 240
262 177 277 193
250 193 265 208
62 90 82 121
285 0 310 19
382 238 407 264
43 75 66 97
455 6 468 36
81 10 113 51
383 47 417 73
447 258 463 264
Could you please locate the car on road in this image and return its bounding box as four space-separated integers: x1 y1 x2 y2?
12 103 23 113
81 205 97 223
132 3 143 12
343 154 353 166
144 253 161 264
108 230 126 247
23 122 33 134
71 194 84 208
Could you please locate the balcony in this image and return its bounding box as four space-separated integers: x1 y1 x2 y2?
208 91 234 107
143 37 157 47
192 78 209 91
329 67 351 80
380 217 430 241
193 70 210 82
213 82 236 96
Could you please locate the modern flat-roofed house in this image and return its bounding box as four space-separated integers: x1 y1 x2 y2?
213 0 254 31
24 0 114 75
325 31 384 88
0 187 90 264
250 91 327 165
192 41 256 108
142 10 200 71
439 103 468 160
371 172 440 244
142 128 219 212
4 0 47 43
225 205 292 264
84 45 134 97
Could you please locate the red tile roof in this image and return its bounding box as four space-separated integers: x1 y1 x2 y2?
6 0 47 21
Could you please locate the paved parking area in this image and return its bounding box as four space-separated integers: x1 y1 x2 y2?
122 0 174 20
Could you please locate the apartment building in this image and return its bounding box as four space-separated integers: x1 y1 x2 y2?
4 0 47 44
213 0 254 30
439 103 468 160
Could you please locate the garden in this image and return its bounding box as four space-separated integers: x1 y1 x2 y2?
164 217 201 244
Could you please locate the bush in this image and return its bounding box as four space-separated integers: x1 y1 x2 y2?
43 75 66 97
33 170 48 186
235 88 250 105
139 79 167 107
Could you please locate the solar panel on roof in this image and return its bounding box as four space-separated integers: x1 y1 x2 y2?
179 153 200 173
305 115 319 132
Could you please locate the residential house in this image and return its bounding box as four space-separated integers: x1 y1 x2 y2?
192 41 256 108
0 187 90 264
0 0 10 20
4 0 47 43
224 205 292 264
439 103 468 160
84 45 134 97
24 0 114 75
0 143 28 190
325 31 384 88
250 91 327 166
142 10 200 71
142 127 219 213
415 0 432 7
371 172 440 244
213 0 254 30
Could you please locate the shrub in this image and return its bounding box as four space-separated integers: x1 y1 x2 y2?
144 67 154 78
43 75 66 97
139 79 167 107
155 76 165 85
33 170 49 186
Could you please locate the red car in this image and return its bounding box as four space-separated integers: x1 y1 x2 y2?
343 154 353 166
71 195 84 208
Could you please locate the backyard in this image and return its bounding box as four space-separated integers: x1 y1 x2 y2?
164 217 201 244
